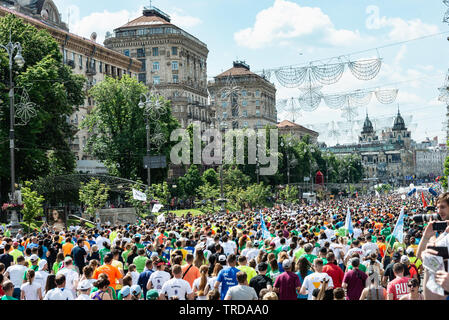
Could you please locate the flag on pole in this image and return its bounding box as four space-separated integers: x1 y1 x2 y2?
421 192 428 208
132 189 147 201
391 206 405 243
344 207 354 236
152 203 163 213
415 189 419 200
157 212 166 223
259 211 271 239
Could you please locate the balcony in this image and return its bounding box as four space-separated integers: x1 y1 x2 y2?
86 68 97 76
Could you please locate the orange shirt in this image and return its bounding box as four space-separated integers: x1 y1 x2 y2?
83 241 91 250
181 263 200 288
377 242 386 258
93 264 123 290
62 242 74 257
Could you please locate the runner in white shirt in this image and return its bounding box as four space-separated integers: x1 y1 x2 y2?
20 269 42 300
159 264 194 300
299 259 334 300
34 260 49 296
56 258 79 296
76 280 93 300
147 261 171 293
220 237 237 256
5 256 28 294
44 274 74 300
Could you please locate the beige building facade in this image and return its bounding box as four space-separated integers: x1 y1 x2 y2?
208 61 277 131
104 6 215 132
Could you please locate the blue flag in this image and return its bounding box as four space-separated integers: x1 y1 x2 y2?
344 207 354 236
259 211 271 239
391 206 405 243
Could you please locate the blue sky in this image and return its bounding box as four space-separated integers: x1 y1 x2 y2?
52 0 449 145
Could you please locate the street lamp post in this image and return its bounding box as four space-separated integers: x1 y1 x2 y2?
1 32 25 234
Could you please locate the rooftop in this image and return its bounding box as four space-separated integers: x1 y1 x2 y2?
277 120 318 135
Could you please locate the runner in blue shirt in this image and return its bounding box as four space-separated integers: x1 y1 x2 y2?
214 254 239 300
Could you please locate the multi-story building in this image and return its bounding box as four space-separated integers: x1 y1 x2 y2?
277 120 319 143
104 6 215 132
323 110 415 185
415 137 447 180
208 61 277 131
0 0 142 171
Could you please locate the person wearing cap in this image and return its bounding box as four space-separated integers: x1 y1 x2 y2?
214 254 240 300
400 255 419 283
146 288 159 300
35 259 49 295
56 257 79 296
249 262 273 297
130 284 143 300
22 254 40 282
9 241 23 264
76 279 93 300
383 251 410 285
159 264 194 300
118 285 132 300
273 259 301 300
406 247 422 273
147 258 170 293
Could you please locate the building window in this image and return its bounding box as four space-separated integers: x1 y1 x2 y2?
124 49 130 57
152 47 159 56
172 61 178 70
137 29 144 36
222 102 227 108
223 112 227 119
139 59 146 72
255 90 261 97
242 100 247 107
99 62 103 73
152 62 159 71
173 75 179 83
153 76 160 84
242 90 247 96
138 73 146 84
63 49 67 63
242 110 248 117
172 47 178 55
243 121 248 128
256 100 260 106
256 110 261 116
137 48 145 57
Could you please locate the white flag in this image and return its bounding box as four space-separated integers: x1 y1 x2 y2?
152 203 163 213
157 212 166 223
132 189 147 201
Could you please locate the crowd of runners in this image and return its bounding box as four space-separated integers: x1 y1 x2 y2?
1 191 449 301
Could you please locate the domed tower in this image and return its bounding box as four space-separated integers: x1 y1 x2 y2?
359 113 378 143
392 107 411 147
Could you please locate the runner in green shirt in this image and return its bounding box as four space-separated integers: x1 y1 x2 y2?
132 249 148 273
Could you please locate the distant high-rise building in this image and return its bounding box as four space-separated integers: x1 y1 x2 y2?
104 6 215 132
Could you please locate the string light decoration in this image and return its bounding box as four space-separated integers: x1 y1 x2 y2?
438 69 449 140
277 98 302 122
276 88 398 113
260 57 382 88
14 86 38 126
444 0 449 24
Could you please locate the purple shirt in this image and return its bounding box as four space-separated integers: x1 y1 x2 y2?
342 269 367 300
274 271 301 300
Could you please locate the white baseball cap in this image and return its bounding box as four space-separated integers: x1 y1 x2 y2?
30 254 39 262
77 280 93 291
38 259 48 271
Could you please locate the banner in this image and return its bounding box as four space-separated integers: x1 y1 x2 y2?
421 192 428 208
344 207 354 236
259 211 271 239
152 203 163 213
391 206 405 243
157 212 166 223
132 189 147 201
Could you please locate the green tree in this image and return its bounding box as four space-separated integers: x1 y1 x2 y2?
0 14 85 199
81 75 179 181
279 185 299 204
202 168 219 187
152 181 170 205
244 183 272 209
197 182 220 213
178 165 203 199
21 181 44 232
79 178 110 217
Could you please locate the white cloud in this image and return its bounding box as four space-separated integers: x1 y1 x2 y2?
234 0 362 49
365 5 440 41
